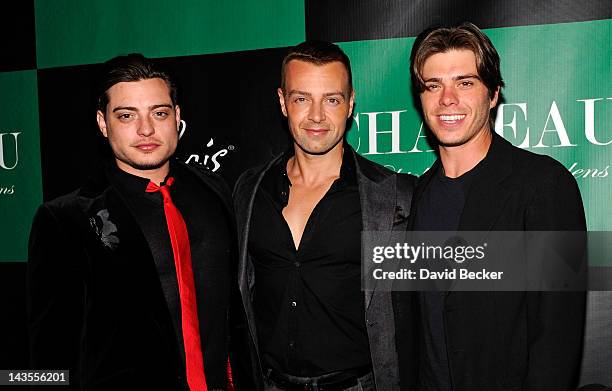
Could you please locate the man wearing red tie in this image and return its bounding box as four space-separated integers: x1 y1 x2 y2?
27 54 235 390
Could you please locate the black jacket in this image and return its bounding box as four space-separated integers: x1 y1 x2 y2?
394 133 587 391
27 160 235 390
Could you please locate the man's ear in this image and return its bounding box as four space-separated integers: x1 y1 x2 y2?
96 110 108 138
490 86 500 109
278 88 288 117
348 90 355 118
175 105 181 130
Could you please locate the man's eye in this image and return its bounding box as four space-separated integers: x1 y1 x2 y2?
327 98 340 105
459 81 474 88
154 111 169 118
425 84 439 91
294 97 307 103
117 113 132 120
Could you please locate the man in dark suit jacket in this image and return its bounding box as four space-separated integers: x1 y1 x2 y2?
233 41 415 391
27 54 235 390
394 23 587 391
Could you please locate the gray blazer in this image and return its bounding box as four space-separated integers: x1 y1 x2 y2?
233 146 415 390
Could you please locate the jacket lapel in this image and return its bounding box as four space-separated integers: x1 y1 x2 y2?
410 134 514 232
235 155 283 296
408 160 439 230
458 134 513 231
353 150 397 311
234 154 283 379
77 172 181 361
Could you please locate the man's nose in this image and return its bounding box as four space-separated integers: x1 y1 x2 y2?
439 86 459 106
308 101 326 123
137 116 155 136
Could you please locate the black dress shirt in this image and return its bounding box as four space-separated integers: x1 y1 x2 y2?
249 148 371 377
108 159 232 388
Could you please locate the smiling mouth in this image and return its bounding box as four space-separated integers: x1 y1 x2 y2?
439 114 466 122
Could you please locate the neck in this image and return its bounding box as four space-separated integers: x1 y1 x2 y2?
288 142 343 186
115 159 170 185
439 129 492 178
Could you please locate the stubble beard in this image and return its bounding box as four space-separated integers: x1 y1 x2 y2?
116 153 172 172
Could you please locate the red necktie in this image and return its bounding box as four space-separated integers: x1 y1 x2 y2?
146 177 208 391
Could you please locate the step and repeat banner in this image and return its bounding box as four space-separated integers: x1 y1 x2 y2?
0 0 610 383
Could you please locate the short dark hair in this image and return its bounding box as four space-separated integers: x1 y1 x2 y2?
280 40 353 93
96 53 177 113
410 22 504 99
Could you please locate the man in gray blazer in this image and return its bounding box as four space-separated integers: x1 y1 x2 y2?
233 40 415 391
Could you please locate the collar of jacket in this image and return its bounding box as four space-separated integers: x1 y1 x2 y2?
76 158 234 219
409 132 514 231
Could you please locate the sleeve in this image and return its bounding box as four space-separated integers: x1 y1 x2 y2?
524 165 587 391
230 170 261 390
26 204 85 381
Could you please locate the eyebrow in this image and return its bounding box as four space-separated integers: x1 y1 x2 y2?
112 103 173 113
287 90 346 99
424 74 481 83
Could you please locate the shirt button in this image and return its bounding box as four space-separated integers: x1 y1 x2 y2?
294 261 300 267
289 341 295 348
281 191 287 196
291 301 297 307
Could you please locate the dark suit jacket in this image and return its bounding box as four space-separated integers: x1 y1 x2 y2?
394 133 587 391
27 160 235 391
233 146 416 391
